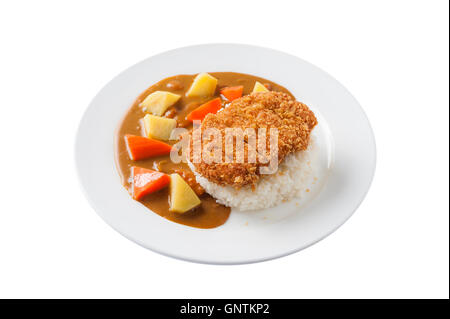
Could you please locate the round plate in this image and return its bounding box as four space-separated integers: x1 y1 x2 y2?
75 44 376 264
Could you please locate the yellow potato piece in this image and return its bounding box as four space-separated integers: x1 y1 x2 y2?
143 114 176 141
252 81 269 93
186 73 218 97
169 173 201 213
140 91 180 116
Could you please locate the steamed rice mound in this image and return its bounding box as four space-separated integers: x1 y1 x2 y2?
188 138 315 211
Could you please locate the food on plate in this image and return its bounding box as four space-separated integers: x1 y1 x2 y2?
186 97 222 122
115 72 318 228
252 81 269 93
186 72 218 97
125 134 172 160
140 91 181 116
169 173 201 213
143 114 177 140
131 167 170 200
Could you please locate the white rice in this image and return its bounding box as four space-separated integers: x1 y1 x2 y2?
187 138 315 211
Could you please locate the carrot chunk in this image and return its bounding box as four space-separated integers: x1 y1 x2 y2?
131 167 170 200
125 134 172 160
220 86 243 101
186 98 222 122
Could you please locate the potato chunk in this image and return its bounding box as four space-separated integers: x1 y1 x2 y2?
169 173 201 213
252 81 269 93
143 114 176 141
140 91 181 116
186 73 218 97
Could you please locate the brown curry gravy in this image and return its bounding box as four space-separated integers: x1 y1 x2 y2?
115 72 293 229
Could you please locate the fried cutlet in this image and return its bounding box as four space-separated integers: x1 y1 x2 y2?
190 91 317 188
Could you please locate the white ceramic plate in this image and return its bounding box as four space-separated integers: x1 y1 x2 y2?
75 44 376 264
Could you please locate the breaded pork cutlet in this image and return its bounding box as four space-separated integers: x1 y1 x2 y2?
191 91 317 188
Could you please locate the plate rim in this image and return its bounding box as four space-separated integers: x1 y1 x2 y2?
75 43 377 265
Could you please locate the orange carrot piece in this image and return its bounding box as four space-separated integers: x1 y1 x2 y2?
131 167 170 200
186 98 222 122
220 86 243 101
125 134 172 161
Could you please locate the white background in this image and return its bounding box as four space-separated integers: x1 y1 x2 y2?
0 0 448 299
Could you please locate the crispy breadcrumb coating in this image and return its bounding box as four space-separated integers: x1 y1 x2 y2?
191 91 317 188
